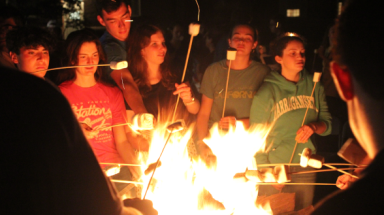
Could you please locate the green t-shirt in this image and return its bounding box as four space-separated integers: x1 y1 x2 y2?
200 60 270 128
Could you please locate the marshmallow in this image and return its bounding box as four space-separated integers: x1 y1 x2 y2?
166 119 185 133
300 148 312 168
132 113 154 130
189 23 200 36
307 154 324 169
227 48 237 61
313 72 322 82
105 165 121 177
274 165 291 183
110 61 128 70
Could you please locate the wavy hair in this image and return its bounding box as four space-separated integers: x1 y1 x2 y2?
127 24 176 97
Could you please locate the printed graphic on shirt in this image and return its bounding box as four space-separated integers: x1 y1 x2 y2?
71 100 113 142
272 95 318 121
215 90 257 99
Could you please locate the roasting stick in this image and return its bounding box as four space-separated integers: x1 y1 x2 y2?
170 23 200 123
290 167 363 175
324 164 359 179
31 61 128 74
289 72 322 163
110 179 144 185
258 182 336 186
100 162 143 167
143 127 175 199
257 163 362 167
222 48 237 118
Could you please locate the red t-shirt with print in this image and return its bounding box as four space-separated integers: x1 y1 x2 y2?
59 81 126 164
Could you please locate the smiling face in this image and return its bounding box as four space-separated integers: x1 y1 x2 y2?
275 40 306 75
141 31 167 66
75 42 99 78
10 45 49 78
228 25 257 57
97 3 131 41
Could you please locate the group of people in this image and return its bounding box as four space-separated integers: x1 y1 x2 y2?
1 0 382 214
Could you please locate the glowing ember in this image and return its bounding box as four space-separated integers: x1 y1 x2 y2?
137 122 272 215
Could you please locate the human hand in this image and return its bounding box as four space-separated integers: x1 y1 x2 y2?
295 124 315 143
173 83 194 104
219 116 236 129
336 174 356 190
196 140 217 168
123 198 158 215
80 122 99 139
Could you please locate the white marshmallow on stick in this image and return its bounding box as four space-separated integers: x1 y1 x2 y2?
170 23 200 123
189 23 200 36
110 61 128 70
222 48 237 118
300 148 312 168
307 154 325 169
313 72 322 82
132 113 154 130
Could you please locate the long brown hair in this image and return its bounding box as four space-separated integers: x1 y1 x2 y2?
127 24 176 97
58 29 109 84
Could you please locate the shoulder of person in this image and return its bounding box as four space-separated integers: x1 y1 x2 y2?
249 60 271 73
58 80 73 90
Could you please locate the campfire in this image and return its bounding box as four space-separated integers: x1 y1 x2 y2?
136 121 272 215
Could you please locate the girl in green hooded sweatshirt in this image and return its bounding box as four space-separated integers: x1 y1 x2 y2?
249 33 332 210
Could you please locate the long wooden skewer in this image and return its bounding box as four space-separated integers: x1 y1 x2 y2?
110 179 144 185
143 127 175 199
257 163 363 167
324 164 359 179
222 60 232 118
32 63 112 74
171 25 199 122
289 74 320 163
100 162 143 167
258 182 336 186
290 167 363 175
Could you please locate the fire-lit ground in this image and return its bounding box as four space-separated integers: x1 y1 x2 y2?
137 122 272 215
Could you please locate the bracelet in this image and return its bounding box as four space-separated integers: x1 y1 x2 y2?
183 97 195 106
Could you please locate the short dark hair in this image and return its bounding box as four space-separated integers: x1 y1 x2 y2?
333 0 383 100
96 0 131 17
272 33 306 57
6 27 55 55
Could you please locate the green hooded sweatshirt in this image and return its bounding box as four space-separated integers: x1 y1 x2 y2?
250 70 332 164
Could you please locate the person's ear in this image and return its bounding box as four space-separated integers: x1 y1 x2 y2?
252 41 258 50
128 5 132 15
275 55 282 64
97 15 106 27
10 52 18 64
330 61 354 101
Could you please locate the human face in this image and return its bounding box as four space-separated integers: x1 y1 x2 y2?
97 3 132 41
228 25 257 56
10 45 49 78
275 40 305 75
141 31 167 66
75 42 99 78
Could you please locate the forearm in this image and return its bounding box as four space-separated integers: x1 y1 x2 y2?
196 114 209 141
308 121 327 135
184 99 200 114
111 69 147 114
